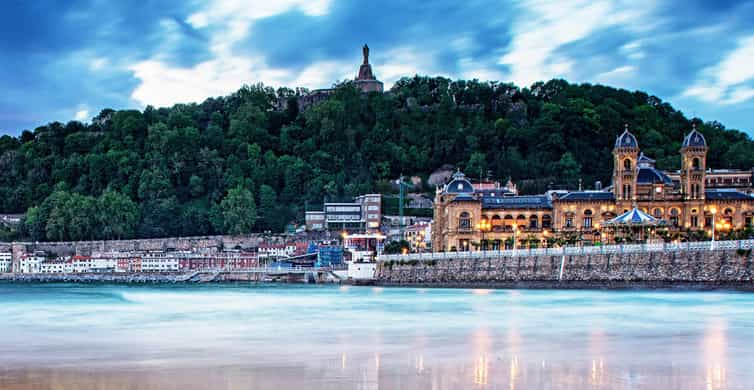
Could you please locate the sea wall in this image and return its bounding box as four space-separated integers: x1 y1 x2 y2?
376 248 754 289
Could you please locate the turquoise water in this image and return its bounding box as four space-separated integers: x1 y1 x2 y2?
1 284 753 389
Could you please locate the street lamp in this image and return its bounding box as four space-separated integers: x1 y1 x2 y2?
476 219 491 250
594 223 601 245
512 222 518 253
710 206 717 250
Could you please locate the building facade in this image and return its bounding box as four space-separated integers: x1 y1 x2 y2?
0 252 11 273
305 194 383 233
432 126 754 251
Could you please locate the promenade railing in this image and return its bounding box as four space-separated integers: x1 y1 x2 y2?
378 239 754 262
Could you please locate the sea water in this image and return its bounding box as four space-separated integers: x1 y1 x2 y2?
0 283 753 389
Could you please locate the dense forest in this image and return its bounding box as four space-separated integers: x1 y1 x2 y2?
1 77 753 242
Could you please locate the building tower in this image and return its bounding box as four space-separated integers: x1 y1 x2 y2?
613 125 640 204
680 124 708 200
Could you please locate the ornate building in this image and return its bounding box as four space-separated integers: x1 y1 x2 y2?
431 126 754 251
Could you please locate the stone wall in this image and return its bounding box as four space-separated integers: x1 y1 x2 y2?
376 248 754 288
6 233 314 259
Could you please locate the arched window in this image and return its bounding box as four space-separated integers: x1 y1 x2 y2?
503 214 514 230
516 215 527 230
529 215 539 229
542 215 552 228
669 208 679 227
652 208 662 218
724 208 734 225
692 157 700 169
622 184 632 199
459 212 471 230
623 158 632 170
491 215 502 231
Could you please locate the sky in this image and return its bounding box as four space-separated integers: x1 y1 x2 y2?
1 0 753 136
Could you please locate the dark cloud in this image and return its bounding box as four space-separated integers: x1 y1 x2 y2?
241 0 513 74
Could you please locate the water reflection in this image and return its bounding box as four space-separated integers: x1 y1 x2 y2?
703 318 727 390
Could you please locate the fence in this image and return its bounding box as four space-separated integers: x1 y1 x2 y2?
378 239 754 262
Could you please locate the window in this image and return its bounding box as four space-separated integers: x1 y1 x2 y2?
669 208 679 227
459 212 471 230
622 184 632 199
623 158 632 170
691 216 698 228
565 216 573 228
691 183 701 199
705 216 712 227
583 210 593 229
692 157 700 169
652 208 662 218
529 215 538 229
542 215 552 229
746 216 752 227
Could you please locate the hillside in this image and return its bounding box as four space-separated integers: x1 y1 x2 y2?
1 77 753 242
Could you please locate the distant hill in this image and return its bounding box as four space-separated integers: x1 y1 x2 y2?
1 77 753 241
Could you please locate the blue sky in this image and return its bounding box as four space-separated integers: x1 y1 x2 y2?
1 0 754 136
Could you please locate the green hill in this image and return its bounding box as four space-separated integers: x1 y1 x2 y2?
1 77 752 241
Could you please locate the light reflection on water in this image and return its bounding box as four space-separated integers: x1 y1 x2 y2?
0 284 753 389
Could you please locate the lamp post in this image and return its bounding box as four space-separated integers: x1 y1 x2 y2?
710 207 717 250
512 222 518 254
476 219 491 251
594 223 601 245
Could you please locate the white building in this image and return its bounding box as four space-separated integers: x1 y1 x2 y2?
90 257 117 272
257 244 296 259
141 253 179 272
40 260 66 273
65 256 94 273
19 254 45 273
0 252 11 273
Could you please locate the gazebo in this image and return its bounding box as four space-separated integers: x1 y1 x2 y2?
603 207 664 243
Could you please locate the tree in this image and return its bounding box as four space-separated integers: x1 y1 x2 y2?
383 240 410 254
554 152 582 188
215 186 257 235
97 190 139 240
257 184 278 232
465 152 488 180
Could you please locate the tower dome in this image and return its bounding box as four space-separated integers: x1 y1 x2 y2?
614 125 638 149
682 125 707 148
444 170 474 194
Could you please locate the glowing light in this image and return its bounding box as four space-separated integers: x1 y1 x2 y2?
474 355 489 385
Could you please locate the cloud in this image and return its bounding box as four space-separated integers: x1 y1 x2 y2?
129 57 290 107
74 108 89 121
683 35 754 105
2 0 754 136
498 0 655 87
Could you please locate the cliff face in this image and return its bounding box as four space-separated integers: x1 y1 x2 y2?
376 249 754 288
